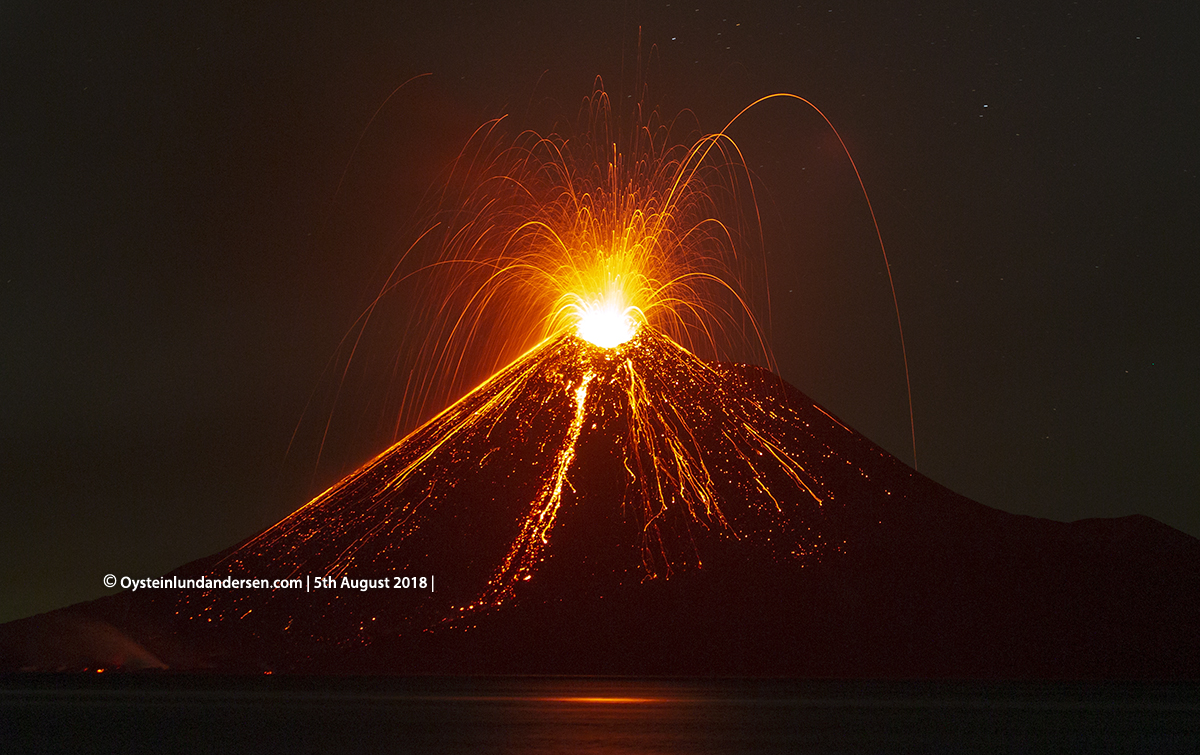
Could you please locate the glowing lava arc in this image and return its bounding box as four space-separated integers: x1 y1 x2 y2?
337 86 915 482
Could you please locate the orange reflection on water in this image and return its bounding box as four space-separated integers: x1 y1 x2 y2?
542 696 664 705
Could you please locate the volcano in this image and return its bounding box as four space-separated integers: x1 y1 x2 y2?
4 327 1199 677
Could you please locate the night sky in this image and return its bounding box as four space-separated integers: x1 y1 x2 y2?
3 2 1197 623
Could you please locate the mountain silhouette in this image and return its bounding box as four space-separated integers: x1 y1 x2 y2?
4 327 1198 677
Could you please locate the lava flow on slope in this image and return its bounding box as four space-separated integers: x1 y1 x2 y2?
136 324 906 661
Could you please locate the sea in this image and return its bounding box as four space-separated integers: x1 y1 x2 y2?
3 675 1198 753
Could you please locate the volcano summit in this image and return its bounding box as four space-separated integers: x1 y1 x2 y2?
4 326 1198 678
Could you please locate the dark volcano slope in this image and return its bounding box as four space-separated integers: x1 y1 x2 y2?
348 365 1200 679
4 335 1198 677
414 478 1200 679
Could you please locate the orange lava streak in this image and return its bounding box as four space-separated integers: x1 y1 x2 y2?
620 351 727 575
227 336 565 577
484 368 595 605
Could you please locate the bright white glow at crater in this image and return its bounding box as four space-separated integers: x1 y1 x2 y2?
575 298 639 348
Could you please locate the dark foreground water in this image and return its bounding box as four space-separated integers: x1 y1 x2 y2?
3 675 1198 753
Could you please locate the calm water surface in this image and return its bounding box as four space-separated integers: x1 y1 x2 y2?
3 676 1198 753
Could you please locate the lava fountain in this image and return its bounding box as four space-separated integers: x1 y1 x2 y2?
184 82 911 634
